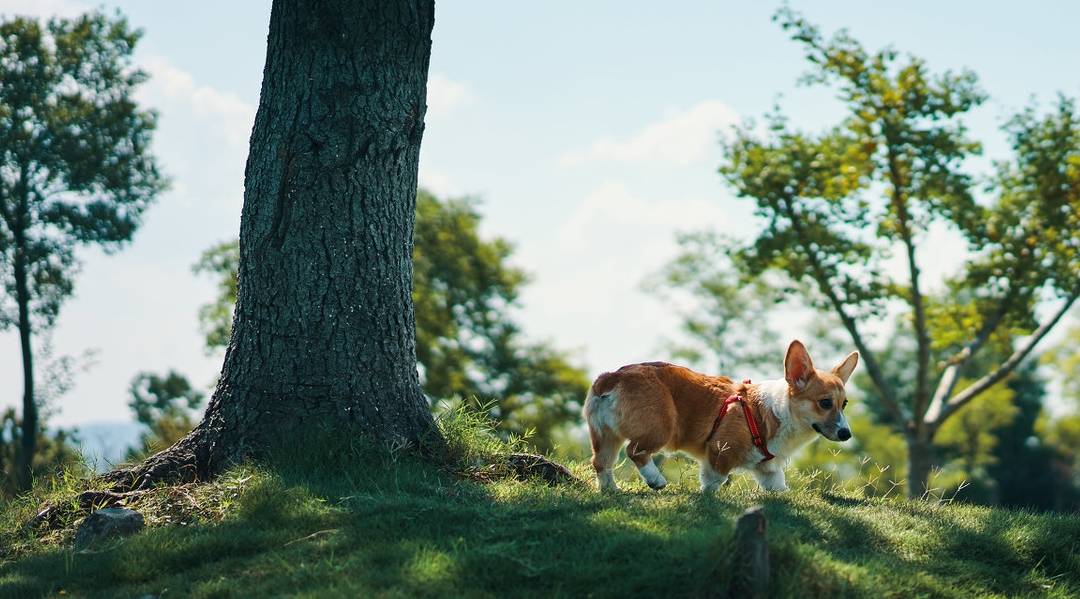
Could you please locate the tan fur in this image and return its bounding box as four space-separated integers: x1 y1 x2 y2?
583 342 858 493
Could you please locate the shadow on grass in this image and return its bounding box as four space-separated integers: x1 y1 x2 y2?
0 448 744 599
2 447 1079 599
760 493 1080 598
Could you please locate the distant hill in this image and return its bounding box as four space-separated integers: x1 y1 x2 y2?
69 421 143 472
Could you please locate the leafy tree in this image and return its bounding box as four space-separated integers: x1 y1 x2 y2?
126 371 205 460
0 408 81 498
669 9 1080 497
1044 321 1080 405
0 337 91 496
981 362 1079 511
0 12 166 490
1038 320 1080 508
194 190 589 449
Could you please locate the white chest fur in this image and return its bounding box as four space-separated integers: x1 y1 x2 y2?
740 378 817 467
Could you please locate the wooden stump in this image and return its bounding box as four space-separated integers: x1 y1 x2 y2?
729 505 769 598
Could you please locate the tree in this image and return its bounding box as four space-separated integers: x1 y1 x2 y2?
671 9 1080 497
1 336 92 496
0 12 165 491
126 371 204 460
1038 321 1080 509
0 408 81 497
194 190 589 450
106 0 438 489
982 361 1078 510
1044 321 1080 405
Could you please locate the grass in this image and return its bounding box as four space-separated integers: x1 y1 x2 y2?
1 412 1078 598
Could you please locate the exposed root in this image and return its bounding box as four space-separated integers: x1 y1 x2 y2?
101 427 214 492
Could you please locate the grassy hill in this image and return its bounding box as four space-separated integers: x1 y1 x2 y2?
2 415 1078 598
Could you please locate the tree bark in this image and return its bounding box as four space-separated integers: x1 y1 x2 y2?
106 0 439 490
906 435 935 498
13 223 35 492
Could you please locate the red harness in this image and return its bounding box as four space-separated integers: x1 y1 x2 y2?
709 379 775 462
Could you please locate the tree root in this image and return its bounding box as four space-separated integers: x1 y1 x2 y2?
26 429 579 534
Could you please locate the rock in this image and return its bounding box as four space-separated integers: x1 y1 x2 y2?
74 507 145 549
504 452 580 486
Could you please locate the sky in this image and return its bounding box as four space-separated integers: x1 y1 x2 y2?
1 1 1079 427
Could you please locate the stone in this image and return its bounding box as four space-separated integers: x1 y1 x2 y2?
74 507 145 549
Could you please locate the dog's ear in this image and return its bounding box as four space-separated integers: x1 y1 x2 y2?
784 340 814 390
832 351 859 384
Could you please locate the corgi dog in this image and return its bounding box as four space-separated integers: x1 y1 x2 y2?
583 340 858 493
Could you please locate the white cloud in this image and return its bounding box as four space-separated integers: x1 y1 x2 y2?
559 100 739 167
426 73 473 120
141 57 256 147
516 182 730 371
556 182 726 252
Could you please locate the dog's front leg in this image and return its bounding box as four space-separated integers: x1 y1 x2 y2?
751 461 789 492
698 461 729 494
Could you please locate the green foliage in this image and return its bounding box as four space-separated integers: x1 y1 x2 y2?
935 378 1016 480
791 406 907 498
1038 412 1080 493
411 191 589 447
983 362 1080 510
0 11 166 330
1044 321 1080 407
125 371 204 460
191 242 237 351
1038 323 1080 505
2 425 1079 598
194 190 588 450
0 408 82 498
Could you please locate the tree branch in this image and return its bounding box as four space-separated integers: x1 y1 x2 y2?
780 198 906 426
923 287 1019 424
930 287 1079 425
887 149 933 424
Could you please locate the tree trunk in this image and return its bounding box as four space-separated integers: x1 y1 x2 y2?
906 434 935 499
13 232 36 492
107 0 439 489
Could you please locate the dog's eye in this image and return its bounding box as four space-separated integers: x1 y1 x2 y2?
818 398 833 410
842 399 848 409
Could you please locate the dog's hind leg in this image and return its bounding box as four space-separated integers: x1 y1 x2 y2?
585 390 624 492
589 428 623 493
627 439 667 490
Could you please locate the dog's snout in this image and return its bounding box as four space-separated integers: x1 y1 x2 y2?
837 428 851 441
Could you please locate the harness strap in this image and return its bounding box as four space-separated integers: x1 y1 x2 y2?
709 379 775 462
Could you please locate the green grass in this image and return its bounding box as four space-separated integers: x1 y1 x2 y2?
1 413 1078 598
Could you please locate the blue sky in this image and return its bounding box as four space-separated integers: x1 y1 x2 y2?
2 0 1079 426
